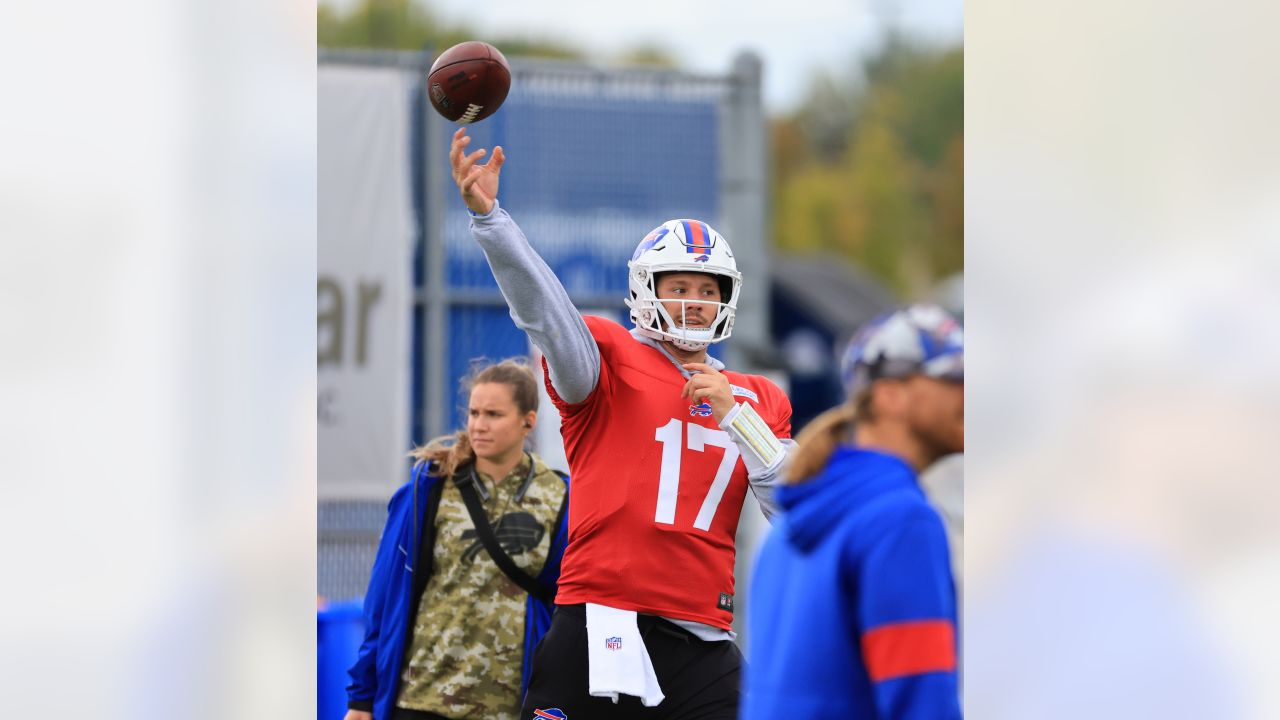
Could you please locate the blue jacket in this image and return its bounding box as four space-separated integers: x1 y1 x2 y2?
346 463 570 720
744 447 960 719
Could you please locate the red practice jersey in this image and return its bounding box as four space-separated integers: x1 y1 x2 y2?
545 316 792 629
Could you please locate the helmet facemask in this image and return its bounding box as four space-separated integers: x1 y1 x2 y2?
625 219 742 352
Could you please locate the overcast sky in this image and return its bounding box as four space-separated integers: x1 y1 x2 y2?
324 0 964 112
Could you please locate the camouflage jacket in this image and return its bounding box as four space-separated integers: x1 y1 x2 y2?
347 456 569 720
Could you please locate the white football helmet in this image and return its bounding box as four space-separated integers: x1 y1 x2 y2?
625 219 742 352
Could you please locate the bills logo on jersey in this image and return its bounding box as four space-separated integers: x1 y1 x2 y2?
689 402 713 417
533 709 568 720
605 636 623 650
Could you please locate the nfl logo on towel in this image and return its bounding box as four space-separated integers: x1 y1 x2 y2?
605 636 623 650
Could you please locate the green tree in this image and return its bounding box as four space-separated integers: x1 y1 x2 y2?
613 44 681 68
771 37 963 298
318 0 586 59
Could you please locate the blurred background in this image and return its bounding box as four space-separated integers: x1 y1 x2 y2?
315 1 962 717
5 0 1279 718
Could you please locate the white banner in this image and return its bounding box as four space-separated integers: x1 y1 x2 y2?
318 66 416 500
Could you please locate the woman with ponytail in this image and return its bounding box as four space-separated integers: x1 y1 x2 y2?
743 305 965 720
345 359 569 720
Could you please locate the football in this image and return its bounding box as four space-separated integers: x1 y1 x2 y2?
426 41 511 124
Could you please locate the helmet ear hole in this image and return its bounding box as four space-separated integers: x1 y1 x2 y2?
716 276 733 303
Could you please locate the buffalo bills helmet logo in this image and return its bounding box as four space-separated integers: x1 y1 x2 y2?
631 226 670 261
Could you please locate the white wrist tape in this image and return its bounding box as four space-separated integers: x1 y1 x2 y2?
720 401 784 475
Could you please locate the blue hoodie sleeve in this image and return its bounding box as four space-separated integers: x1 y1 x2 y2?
855 510 961 720
346 480 413 709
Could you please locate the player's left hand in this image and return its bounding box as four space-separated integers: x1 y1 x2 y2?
681 363 736 422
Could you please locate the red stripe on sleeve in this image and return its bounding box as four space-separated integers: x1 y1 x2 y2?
861 619 956 682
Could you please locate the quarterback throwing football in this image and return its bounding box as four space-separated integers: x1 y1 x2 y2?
450 128 795 720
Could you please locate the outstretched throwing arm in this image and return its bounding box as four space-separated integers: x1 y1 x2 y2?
449 129 601 404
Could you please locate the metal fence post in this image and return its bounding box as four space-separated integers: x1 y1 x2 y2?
422 57 448 442
719 51 769 372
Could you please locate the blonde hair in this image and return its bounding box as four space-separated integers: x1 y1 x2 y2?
408 358 540 476
786 391 873 484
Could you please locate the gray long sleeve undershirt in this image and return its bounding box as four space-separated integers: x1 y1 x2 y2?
469 202 601 405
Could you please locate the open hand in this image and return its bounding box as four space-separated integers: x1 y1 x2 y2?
449 127 504 215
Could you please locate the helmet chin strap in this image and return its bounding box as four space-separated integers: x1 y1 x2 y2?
670 337 709 352
668 323 713 352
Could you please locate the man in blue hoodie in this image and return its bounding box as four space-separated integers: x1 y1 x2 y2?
743 304 963 719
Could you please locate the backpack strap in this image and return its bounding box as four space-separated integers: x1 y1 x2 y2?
453 464 554 603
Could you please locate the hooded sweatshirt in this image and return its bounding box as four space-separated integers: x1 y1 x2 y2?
743 446 961 719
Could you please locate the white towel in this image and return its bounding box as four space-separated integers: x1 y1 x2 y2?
585 603 665 706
